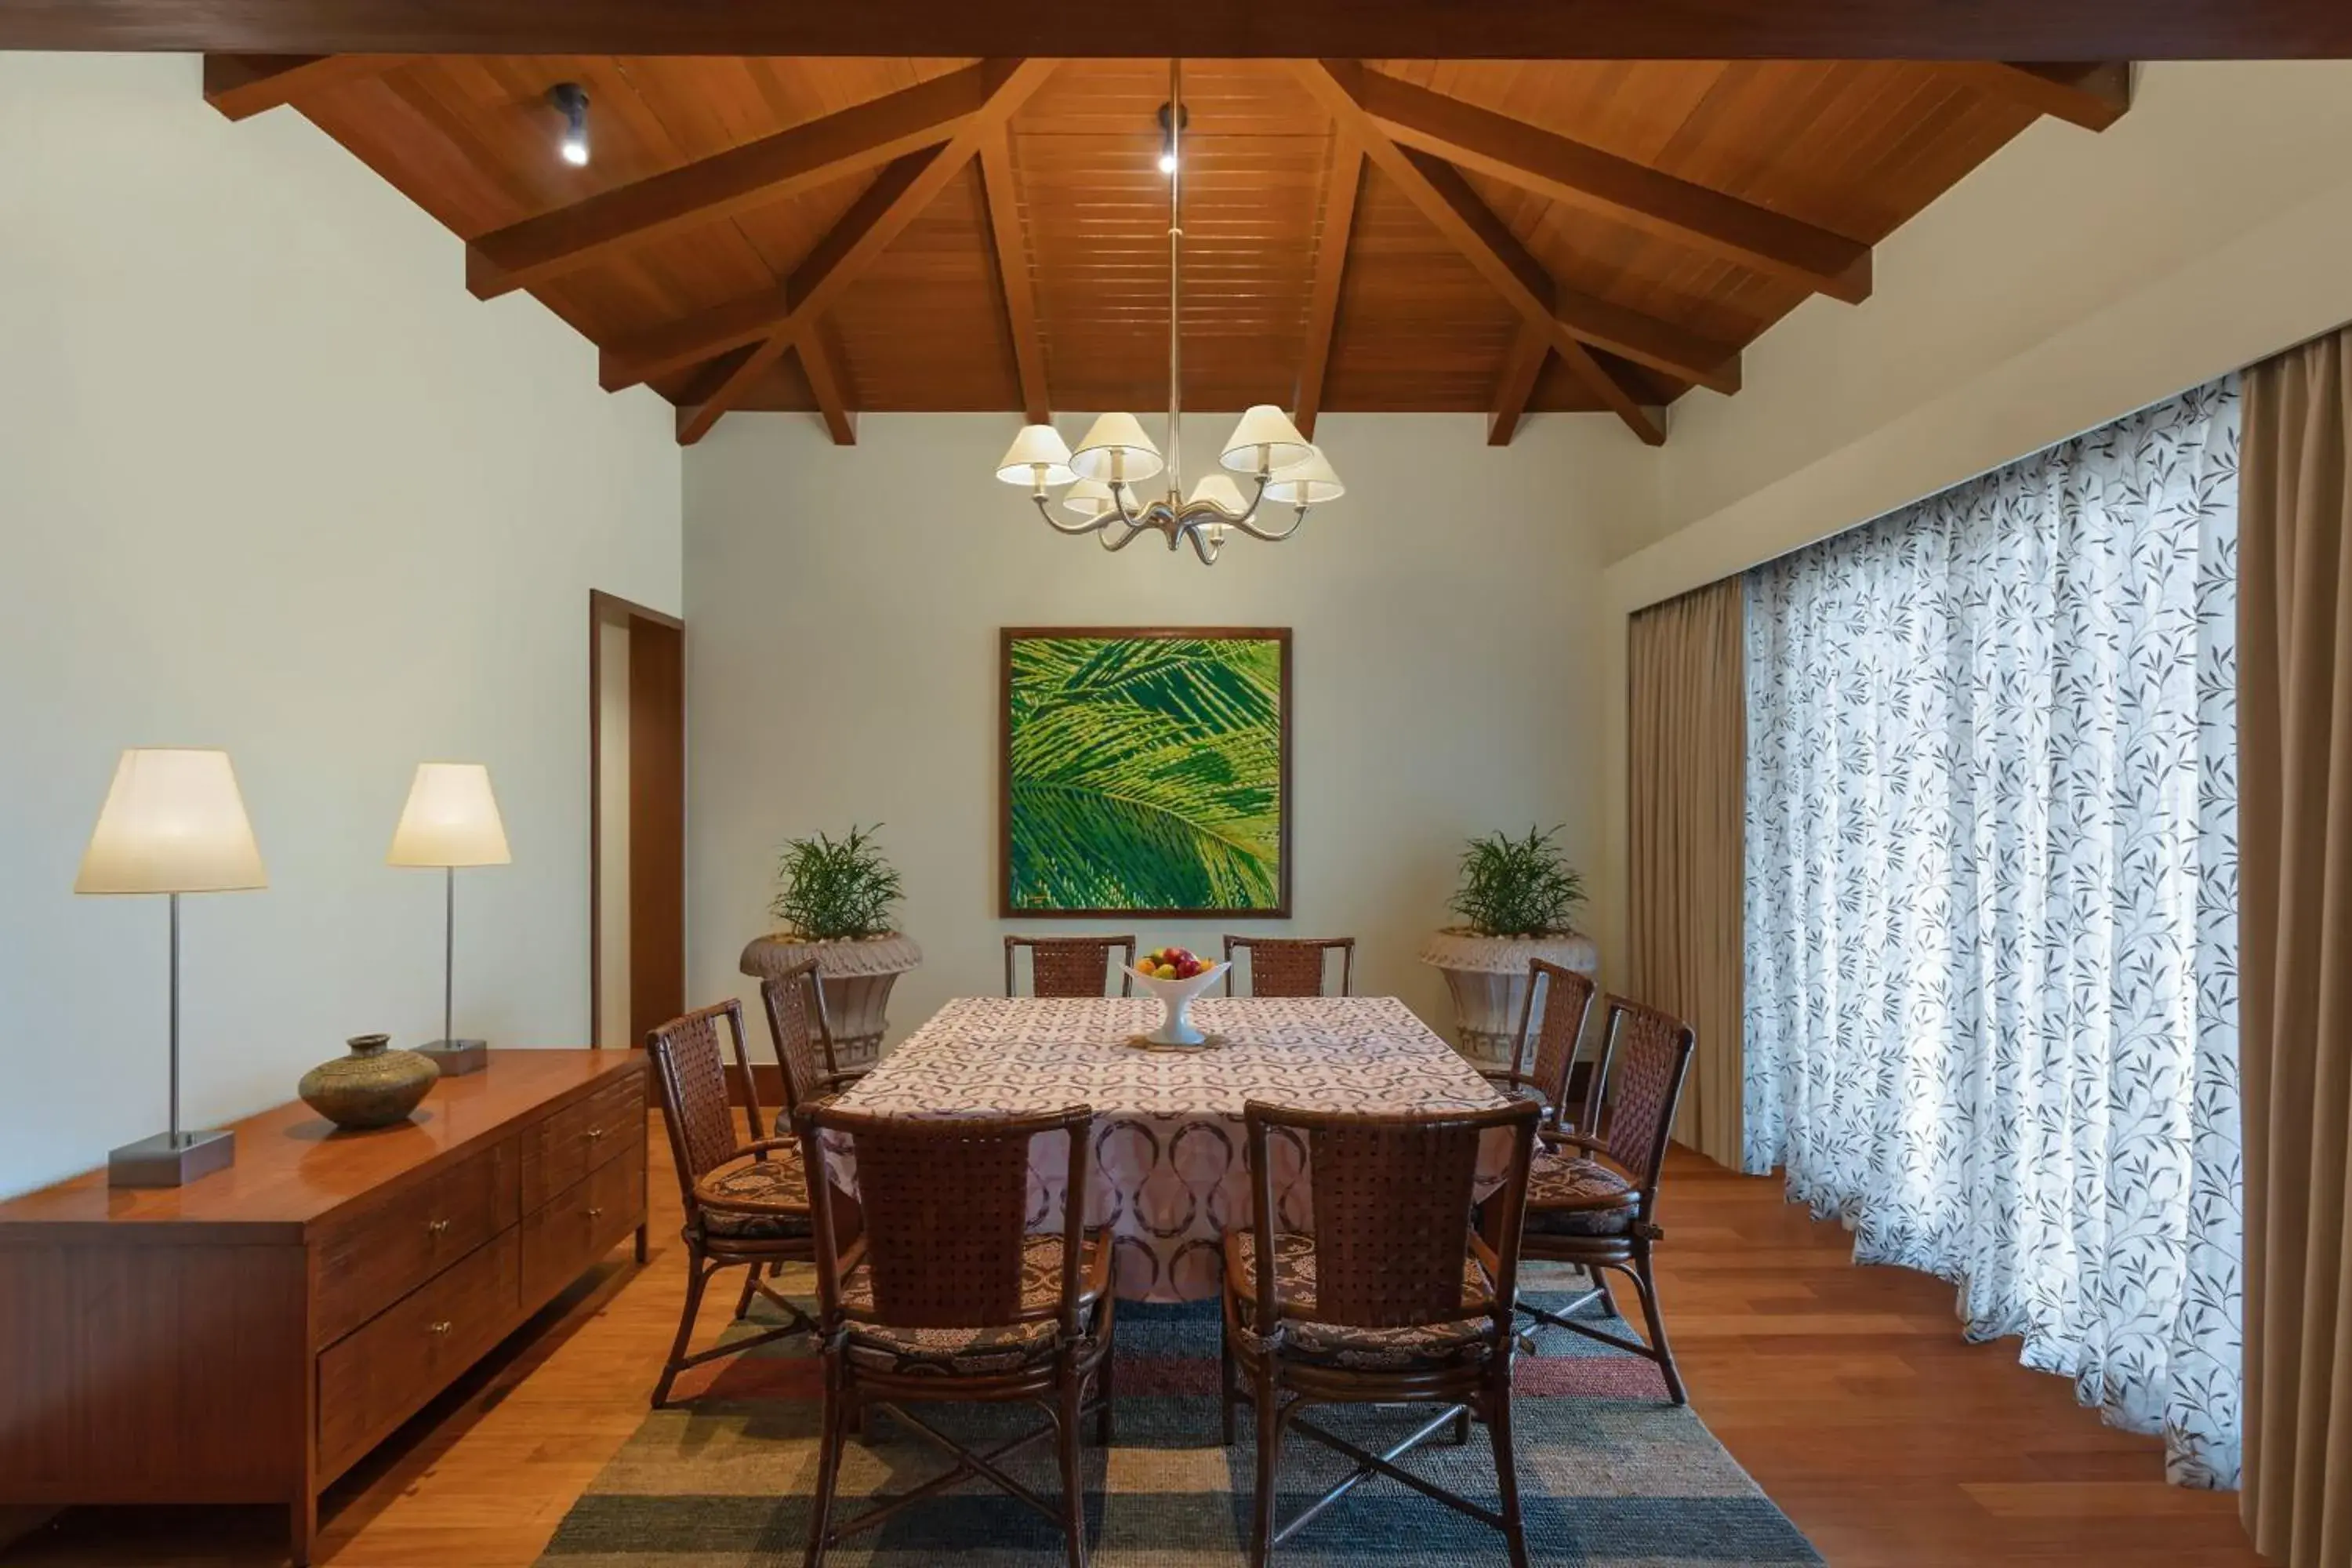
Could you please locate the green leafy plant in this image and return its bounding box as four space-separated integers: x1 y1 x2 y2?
1449 826 1584 938
771 824 903 940
1006 635 1284 912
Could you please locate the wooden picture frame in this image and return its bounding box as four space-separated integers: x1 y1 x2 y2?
1000 626 1293 920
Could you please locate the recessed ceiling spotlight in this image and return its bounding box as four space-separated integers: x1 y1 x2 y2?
1156 100 1188 176
549 82 590 167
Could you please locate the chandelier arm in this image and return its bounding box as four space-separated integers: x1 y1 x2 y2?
1219 503 1312 543
1030 494 1115 535
1098 514 1157 552
1186 525 1223 566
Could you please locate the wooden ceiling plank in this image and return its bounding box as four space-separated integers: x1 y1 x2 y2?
31 5 2350 58
467 60 1010 299
1294 60 1735 410
201 53 407 119
631 58 1060 439
1347 64 1872 304
1293 133 1364 440
1486 319 1548 445
1938 61 2134 130
976 123 1050 424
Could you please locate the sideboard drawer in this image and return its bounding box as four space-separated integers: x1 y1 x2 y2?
314 1140 517 1348
521 1148 645 1305
521 1072 644 1210
315 1229 520 1482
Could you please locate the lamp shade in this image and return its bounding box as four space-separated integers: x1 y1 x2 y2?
387 763 512 868
76 748 267 895
1265 445 1346 506
1068 412 1166 484
1187 473 1247 514
1218 404 1313 475
1062 477 1119 518
994 423 1076 488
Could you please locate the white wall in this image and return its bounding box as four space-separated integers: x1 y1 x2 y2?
684 412 1653 1055
0 55 682 1196
1584 60 2352 982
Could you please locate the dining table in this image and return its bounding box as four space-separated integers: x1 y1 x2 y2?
829 993 1512 1301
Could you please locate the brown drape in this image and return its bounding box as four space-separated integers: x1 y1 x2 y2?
2241 327 2352 1568
1627 577 1746 1170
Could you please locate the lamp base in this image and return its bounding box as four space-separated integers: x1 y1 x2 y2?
419 1039 488 1077
109 1129 235 1188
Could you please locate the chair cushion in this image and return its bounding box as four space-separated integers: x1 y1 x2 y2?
1523 1149 1639 1236
692 1151 814 1241
1224 1232 1497 1370
839 1235 1108 1376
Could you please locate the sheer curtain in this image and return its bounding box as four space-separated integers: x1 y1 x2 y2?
1741 381 2244 1486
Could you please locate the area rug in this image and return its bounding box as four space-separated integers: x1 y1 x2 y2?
538 1267 1820 1566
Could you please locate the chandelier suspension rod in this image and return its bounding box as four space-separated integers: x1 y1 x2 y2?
1165 55 1183 502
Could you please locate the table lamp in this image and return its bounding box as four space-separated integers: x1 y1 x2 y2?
75 747 269 1187
388 761 510 1076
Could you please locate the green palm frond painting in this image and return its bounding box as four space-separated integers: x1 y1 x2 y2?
1002 629 1290 916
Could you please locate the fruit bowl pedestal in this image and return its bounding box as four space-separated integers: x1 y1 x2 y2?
1126 963 1232 1047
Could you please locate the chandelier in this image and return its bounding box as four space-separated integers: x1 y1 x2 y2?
992 60 1347 566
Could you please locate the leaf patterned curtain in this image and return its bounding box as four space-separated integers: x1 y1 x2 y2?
1740 380 2243 1486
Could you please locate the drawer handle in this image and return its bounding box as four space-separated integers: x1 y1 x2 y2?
426 1218 452 1237
428 1320 453 1338
586 1207 604 1219
586 1127 606 1142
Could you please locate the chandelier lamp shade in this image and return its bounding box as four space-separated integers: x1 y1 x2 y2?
992 60 1345 564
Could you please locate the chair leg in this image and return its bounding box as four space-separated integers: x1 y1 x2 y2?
803 1357 848 1568
652 1250 716 1409
1628 1251 1687 1406
1486 1377 1530 1568
1094 1345 1116 1446
1058 1377 1091 1568
732 1262 762 1323
1591 1262 1621 1319
1449 1406 1472 1445
1250 1373 1283 1568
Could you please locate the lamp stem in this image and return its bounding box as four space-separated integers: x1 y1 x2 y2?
443 864 456 1047
1166 55 1183 500
168 891 182 1146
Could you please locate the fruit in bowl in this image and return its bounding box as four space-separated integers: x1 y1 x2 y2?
1139 944 1210 980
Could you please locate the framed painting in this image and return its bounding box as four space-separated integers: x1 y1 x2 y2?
1000 627 1292 918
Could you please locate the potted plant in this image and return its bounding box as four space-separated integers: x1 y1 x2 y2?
1417 826 1599 1069
738 824 921 1071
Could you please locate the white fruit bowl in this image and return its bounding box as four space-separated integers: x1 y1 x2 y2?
1126 962 1232 1047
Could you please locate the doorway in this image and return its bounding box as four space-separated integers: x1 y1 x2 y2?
590 590 684 1051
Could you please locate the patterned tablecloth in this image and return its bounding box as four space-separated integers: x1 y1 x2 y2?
832 995 1509 1302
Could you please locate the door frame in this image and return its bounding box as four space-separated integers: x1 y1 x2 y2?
588 590 685 1051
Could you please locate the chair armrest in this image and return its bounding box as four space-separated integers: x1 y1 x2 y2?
1540 1129 1609 1157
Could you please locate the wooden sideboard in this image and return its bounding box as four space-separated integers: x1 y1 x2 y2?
0 1048 648 1566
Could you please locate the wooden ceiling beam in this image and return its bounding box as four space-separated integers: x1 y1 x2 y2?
1344 64 1871 305
468 61 1012 299
645 58 1060 441
797 325 860 445
1293 134 1363 441
1295 60 1731 426
201 53 406 119
25 3 2350 57
1939 61 2134 130
975 123 1050 426
1486 321 1548 447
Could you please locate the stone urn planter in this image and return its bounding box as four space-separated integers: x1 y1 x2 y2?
739 931 922 1071
1417 928 1600 1071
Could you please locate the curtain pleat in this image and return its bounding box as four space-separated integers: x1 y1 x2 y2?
1628 579 1746 1169
2240 328 2352 1568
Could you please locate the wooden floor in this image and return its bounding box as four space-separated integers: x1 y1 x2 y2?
2 1123 2263 1567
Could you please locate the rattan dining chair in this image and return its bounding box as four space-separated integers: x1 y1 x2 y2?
795 1102 1115 1568
644 999 820 1408
1510 995 1697 1404
1221 935 1355 997
1005 934 1136 998
1221 1097 1542 1568
758 959 863 1113
1483 958 1598 1129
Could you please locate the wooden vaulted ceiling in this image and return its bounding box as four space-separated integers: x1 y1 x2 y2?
204 54 2132 448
